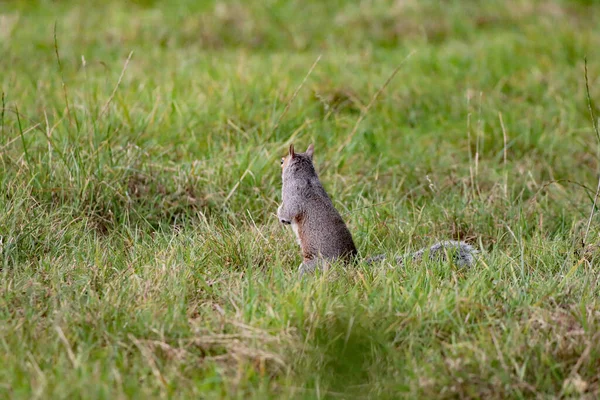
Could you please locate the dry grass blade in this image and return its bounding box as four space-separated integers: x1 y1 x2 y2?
189 334 288 369
225 55 321 206
55 326 79 369
499 111 509 198
1 91 5 137
129 334 168 389
338 50 415 152
268 53 322 140
0 122 41 152
583 57 600 245
100 51 134 117
585 58 600 143
53 23 75 129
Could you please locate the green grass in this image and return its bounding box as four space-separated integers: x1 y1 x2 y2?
2 0 600 397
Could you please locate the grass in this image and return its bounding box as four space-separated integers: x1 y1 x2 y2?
2 0 600 397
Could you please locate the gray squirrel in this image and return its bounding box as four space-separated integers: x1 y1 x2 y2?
277 143 479 276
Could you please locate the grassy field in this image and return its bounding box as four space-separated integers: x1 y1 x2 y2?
2 0 600 398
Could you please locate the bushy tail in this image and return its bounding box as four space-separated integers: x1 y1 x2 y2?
366 240 479 267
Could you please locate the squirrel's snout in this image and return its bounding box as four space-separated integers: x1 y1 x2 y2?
280 219 291 225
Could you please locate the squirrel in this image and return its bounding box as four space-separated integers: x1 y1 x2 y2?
277 143 479 276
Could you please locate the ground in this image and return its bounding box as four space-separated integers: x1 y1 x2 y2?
2 0 600 398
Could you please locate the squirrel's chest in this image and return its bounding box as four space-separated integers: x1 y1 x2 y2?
291 221 301 245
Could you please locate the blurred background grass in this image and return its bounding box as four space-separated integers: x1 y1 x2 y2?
2 0 600 398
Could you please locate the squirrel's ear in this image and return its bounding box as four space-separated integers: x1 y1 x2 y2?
288 144 295 158
306 144 314 159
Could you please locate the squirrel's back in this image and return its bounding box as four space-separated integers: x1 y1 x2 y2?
278 144 356 263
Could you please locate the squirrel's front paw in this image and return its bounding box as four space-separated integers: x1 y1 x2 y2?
277 204 291 224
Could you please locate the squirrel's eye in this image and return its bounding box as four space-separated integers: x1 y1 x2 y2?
280 157 285 165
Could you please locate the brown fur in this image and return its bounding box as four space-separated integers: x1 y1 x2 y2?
294 213 312 260
277 144 357 274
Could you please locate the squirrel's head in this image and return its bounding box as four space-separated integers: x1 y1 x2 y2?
281 143 315 178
